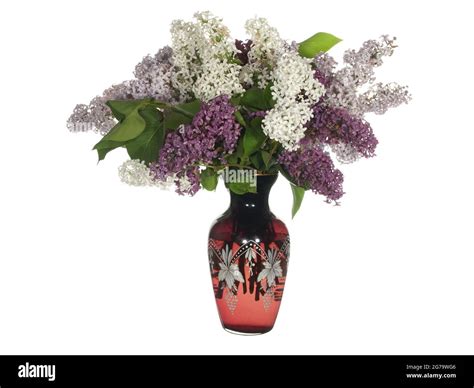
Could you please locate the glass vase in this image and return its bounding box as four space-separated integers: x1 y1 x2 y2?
208 173 289 335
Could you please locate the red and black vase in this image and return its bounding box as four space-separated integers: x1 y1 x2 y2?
208 173 289 335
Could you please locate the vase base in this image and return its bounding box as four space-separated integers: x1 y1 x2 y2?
223 326 273 336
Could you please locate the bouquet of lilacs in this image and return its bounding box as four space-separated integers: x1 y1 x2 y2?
68 11 410 216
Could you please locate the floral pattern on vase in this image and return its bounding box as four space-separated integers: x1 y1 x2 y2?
208 237 289 333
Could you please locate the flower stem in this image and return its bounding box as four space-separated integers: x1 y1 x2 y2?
268 141 279 159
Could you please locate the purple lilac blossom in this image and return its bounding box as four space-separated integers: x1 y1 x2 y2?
358 82 411 115
313 53 337 79
313 69 331 88
150 95 242 195
175 168 201 196
343 35 395 68
129 46 177 101
67 46 176 135
308 103 378 158
247 110 267 120
313 36 410 118
278 138 344 202
313 53 336 88
67 82 133 134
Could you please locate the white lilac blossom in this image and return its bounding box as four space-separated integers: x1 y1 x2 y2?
263 103 314 151
118 159 175 188
193 60 243 102
271 52 323 102
243 17 286 88
169 19 201 99
170 12 244 101
262 51 325 151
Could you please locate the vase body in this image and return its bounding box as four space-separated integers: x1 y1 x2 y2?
208 174 289 335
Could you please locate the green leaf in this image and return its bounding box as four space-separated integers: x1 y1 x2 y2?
230 95 242 106
93 139 125 161
279 165 297 186
263 83 274 108
241 87 274 111
298 32 342 58
126 106 165 164
261 150 272 168
178 99 202 116
94 100 162 162
163 110 189 131
226 153 239 165
226 181 257 195
106 100 148 120
93 99 200 162
103 100 149 141
279 165 307 217
200 168 218 191
235 136 245 159
290 184 305 218
234 111 247 128
243 118 266 157
163 100 201 130
250 152 264 170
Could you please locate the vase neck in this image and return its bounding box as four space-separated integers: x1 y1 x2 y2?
229 174 277 216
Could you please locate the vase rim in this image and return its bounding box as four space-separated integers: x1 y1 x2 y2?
255 171 278 176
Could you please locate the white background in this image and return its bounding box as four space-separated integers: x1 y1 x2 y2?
0 0 473 355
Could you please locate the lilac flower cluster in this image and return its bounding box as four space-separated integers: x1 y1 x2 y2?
313 36 411 118
308 103 378 160
128 46 177 101
150 95 242 195
67 47 176 135
67 82 132 134
175 168 201 196
358 82 411 115
302 35 411 169
68 12 411 207
278 138 344 202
